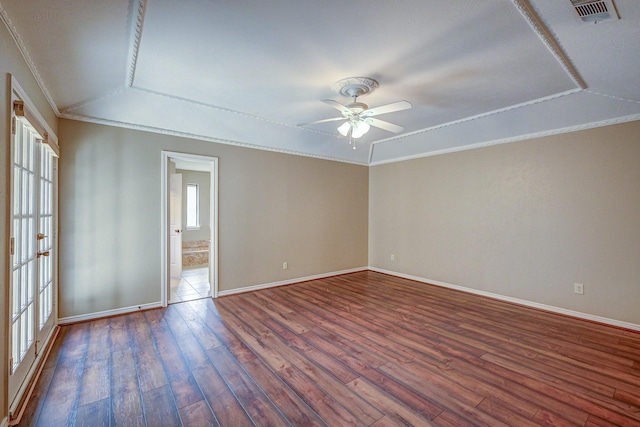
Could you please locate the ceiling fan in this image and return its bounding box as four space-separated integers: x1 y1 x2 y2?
300 77 412 148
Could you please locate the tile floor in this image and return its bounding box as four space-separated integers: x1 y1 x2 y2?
169 266 210 303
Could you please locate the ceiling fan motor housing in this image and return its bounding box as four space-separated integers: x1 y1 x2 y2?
344 102 368 116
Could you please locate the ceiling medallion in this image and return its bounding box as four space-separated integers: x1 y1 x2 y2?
332 77 379 98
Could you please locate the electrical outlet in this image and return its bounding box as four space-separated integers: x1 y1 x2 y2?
390 254 395 261
282 262 288 270
574 283 584 295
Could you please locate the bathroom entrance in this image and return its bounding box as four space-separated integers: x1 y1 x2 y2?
162 151 218 305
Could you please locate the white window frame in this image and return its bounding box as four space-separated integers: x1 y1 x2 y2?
186 183 199 229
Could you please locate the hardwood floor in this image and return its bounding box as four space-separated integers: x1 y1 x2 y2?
17 271 640 426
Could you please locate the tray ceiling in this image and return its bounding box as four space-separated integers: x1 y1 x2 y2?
2 0 639 165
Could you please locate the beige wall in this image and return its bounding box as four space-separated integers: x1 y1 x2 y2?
58 119 369 318
1 21 58 422
370 120 640 325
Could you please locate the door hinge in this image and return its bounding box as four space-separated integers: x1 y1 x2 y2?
35 340 39 356
10 237 15 256
9 357 13 370
11 116 16 135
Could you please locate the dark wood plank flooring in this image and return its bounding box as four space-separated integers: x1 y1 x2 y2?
17 271 640 426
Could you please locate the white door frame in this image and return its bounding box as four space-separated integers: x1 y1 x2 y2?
8 76 59 418
169 173 183 280
161 151 219 305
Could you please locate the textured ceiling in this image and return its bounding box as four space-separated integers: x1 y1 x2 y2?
2 0 639 165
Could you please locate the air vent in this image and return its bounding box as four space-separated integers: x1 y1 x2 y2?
570 0 619 23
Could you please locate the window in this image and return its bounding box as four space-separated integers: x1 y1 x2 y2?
186 183 199 229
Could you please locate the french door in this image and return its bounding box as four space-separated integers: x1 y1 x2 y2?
8 98 58 414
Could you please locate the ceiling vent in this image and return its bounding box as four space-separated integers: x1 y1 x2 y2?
570 0 619 23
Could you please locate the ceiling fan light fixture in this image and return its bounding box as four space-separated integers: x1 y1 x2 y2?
351 121 370 138
337 120 371 138
337 121 351 137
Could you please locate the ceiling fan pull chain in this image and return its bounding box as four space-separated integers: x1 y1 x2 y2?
349 130 356 150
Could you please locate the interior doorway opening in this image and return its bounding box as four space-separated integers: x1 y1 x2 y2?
161 151 218 305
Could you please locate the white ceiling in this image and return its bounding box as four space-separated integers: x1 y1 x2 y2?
2 0 639 165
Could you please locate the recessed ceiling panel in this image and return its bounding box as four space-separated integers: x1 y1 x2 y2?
133 0 578 134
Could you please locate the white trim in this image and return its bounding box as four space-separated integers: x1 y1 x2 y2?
49 266 640 331
368 142 375 164
160 154 169 306
511 0 586 89
369 267 640 332
185 183 200 229
58 302 162 325
210 156 219 299
371 88 583 147
59 87 128 115
370 113 640 166
126 0 147 87
218 267 369 297
1 416 7 427
11 76 58 148
8 326 58 423
8 76 60 420
586 89 640 105
161 151 219 302
63 112 368 166
132 86 302 131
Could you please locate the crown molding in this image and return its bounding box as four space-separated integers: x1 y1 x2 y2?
370 113 640 166
0 1 59 115
60 86 128 114
58 111 369 166
586 90 640 105
127 0 146 87
130 86 312 131
372 87 582 146
511 0 586 89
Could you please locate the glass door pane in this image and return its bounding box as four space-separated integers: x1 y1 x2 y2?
10 119 37 375
38 146 55 332
9 117 58 418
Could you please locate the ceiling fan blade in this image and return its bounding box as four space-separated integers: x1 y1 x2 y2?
298 116 345 127
361 100 412 117
297 117 346 126
321 99 352 114
365 117 405 133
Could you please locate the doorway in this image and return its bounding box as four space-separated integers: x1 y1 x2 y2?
161 151 218 305
8 78 59 418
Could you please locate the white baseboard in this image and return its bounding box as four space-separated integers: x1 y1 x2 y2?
218 267 369 297
56 266 639 332
369 267 640 332
58 268 367 323
58 302 163 325
1 416 7 427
